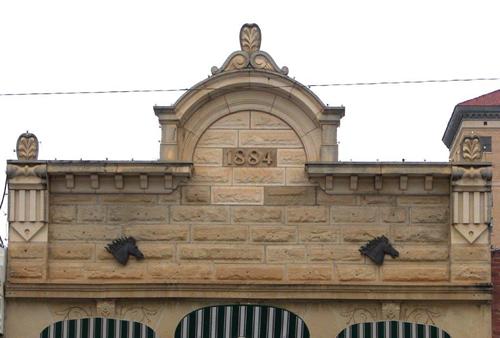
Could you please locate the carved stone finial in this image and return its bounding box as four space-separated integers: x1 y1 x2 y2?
211 23 288 75
16 132 39 160
461 136 482 162
240 23 261 52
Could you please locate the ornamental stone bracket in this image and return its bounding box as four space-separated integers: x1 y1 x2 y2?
451 163 492 243
6 162 48 242
211 23 289 75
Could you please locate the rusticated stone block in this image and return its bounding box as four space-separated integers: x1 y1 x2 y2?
392 225 448 242
49 243 94 260
192 225 248 241
239 130 300 147
395 246 449 261
191 167 232 185
123 225 188 241
77 206 106 223
108 206 168 223
158 190 181 204
213 112 250 129
285 168 311 186
172 206 229 223
87 263 144 279
451 264 490 282
308 245 363 262
232 206 283 223
411 207 449 224
360 196 395 205
49 263 84 279
382 265 448 281
50 194 97 205
331 207 377 223
9 262 44 279
317 192 358 206
193 148 223 166
299 226 339 242
212 186 263 205
250 112 289 129
50 225 122 241
251 226 296 242
277 149 306 167
178 244 263 261
9 243 46 259
287 265 333 281
198 130 238 147
342 226 389 242
336 264 376 281
50 206 76 223
182 186 211 204
233 168 285 185
287 206 328 223
381 207 407 223
397 195 449 206
215 265 284 281
264 187 315 205
267 246 306 262
100 194 157 204
451 245 491 261
148 263 213 280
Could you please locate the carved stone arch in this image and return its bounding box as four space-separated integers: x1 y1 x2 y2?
169 70 326 162
39 317 158 338
335 321 451 338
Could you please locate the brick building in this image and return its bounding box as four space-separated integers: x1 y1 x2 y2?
4 24 493 338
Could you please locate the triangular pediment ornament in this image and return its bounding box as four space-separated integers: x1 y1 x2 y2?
12 222 46 241
211 23 289 75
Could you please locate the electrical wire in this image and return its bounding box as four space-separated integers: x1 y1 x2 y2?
0 177 6 213
0 77 499 97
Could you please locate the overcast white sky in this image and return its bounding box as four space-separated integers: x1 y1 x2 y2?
1 0 500 240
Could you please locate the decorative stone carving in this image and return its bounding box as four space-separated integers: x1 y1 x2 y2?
118 303 161 324
51 304 94 321
16 132 39 160
211 23 289 75
451 165 492 243
359 236 399 265
382 302 401 320
105 237 144 265
341 307 377 325
400 307 441 325
96 300 116 318
461 136 482 162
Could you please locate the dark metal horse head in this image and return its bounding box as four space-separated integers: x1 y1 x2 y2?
359 235 399 265
105 236 144 265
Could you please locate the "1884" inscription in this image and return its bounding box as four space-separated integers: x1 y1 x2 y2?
223 148 277 167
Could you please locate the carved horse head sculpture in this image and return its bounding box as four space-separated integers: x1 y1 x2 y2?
105 236 144 265
359 236 399 265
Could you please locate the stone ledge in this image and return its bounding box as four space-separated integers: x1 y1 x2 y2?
5 283 491 301
306 162 452 177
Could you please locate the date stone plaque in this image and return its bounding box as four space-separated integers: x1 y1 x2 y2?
223 148 277 167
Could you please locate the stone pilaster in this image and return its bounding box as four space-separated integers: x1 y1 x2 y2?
155 106 180 160
318 107 344 162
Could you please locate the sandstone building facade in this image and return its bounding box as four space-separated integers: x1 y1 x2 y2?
5 24 493 338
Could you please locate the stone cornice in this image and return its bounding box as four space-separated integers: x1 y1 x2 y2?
306 162 452 177
5 283 491 301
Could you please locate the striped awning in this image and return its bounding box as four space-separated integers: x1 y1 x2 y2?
40 317 157 338
336 321 451 338
175 305 310 338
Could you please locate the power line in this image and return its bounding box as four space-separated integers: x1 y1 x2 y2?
0 77 499 97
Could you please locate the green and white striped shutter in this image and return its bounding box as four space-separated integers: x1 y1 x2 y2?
174 305 310 338
336 321 451 338
39 317 157 338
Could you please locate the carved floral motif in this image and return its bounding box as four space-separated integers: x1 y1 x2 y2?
51 305 94 321
341 307 377 325
240 24 261 52
118 304 161 324
382 302 401 320
97 300 116 318
16 132 39 160
461 136 482 161
401 307 441 325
